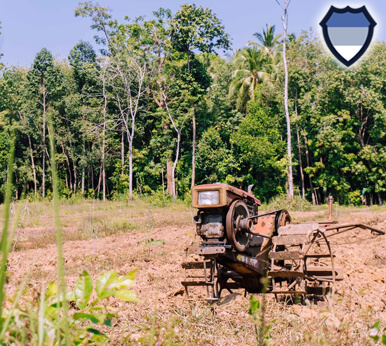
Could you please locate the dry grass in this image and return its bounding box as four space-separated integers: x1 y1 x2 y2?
2 199 386 344
3 199 192 251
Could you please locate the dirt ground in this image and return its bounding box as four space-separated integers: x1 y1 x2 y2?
4 201 386 345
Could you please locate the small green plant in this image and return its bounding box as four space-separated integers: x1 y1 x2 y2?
138 238 167 246
249 295 272 345
2 269 138 344
369 321 386 344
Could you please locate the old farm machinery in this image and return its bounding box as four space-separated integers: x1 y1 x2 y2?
182 183 385 301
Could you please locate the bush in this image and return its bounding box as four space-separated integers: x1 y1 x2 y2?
146 188 172 207
264 195 313 212
348 190 362 206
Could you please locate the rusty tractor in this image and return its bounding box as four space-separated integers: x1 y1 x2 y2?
182 183 385 302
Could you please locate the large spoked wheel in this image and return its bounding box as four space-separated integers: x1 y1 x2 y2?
275 209 292 232
226 200 251 252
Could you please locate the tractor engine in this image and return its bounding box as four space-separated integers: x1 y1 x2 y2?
192 183 260 252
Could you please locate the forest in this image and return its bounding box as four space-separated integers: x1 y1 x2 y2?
0 2 385 205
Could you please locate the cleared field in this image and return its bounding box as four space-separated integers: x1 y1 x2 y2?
3 199 386 345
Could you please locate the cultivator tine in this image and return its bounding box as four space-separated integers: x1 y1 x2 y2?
181 259 219 301
269 224 343 300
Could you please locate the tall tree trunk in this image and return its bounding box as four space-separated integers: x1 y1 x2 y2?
171 131 181 201
162 167 165 200
128 139 133 198
42 81 46 199
27 134 37 196
294 93 304 199
191 111 196 189
81 141 85 195
91 165 94 192
81 113 86 195
124 118 136 200
121 127 125 177
101 75 107 201
166 159 173 196
304 135 317 205
102 121 106 201
278 0 294 197
61 143 73 191
73 165 77 193
96 164 102 196
296 126 305 199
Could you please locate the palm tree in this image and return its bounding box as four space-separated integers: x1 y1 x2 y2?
249 24 282 60
229 46 271 111
230 25 282 111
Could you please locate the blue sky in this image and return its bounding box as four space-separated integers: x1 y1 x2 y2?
0 0 384 67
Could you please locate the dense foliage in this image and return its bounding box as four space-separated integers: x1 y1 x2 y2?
0 4 385 205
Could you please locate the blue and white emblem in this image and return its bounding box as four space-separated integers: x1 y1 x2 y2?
320 6 377 67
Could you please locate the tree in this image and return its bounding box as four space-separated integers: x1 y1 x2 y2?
169 4 230 189
108 52 147 200
76 3 150 199
75 2 117 55
169 4 230 69
231 101 286 199
28 49 55 198
0 68 34 198
69 41 97 92
69 41 98 195
250 24 282 60
230 47 272 111
275 0 294 197
0 21 3 69
162 93 189 200
196 127 239 184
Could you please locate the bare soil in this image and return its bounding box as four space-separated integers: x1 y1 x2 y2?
4 201 386 345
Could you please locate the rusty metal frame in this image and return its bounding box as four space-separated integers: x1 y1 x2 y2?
319 222 385 237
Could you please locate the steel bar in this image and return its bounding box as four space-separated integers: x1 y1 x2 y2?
323 223 385 236
247 209 282 220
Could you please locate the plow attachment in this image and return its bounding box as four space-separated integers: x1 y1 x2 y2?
182 183 385 302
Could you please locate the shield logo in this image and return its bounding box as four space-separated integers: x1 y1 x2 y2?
320 6 377 67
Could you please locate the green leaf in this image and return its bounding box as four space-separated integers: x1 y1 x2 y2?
74 271 93 309
381 334 386 345
265 324 272 334
113 289 139 302
63 291 75 301
73 313 99 324
108 272 136 290
45 305 59 319
96 271 116 299
369 321 381 341
371 321 380 331
127 269 138 281
249 295 260 315
46 282 58 298
87 328 105 336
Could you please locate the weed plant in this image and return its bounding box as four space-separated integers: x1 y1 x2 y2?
0 124 139 344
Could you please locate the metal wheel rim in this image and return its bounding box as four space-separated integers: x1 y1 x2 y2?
226 200 250 252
